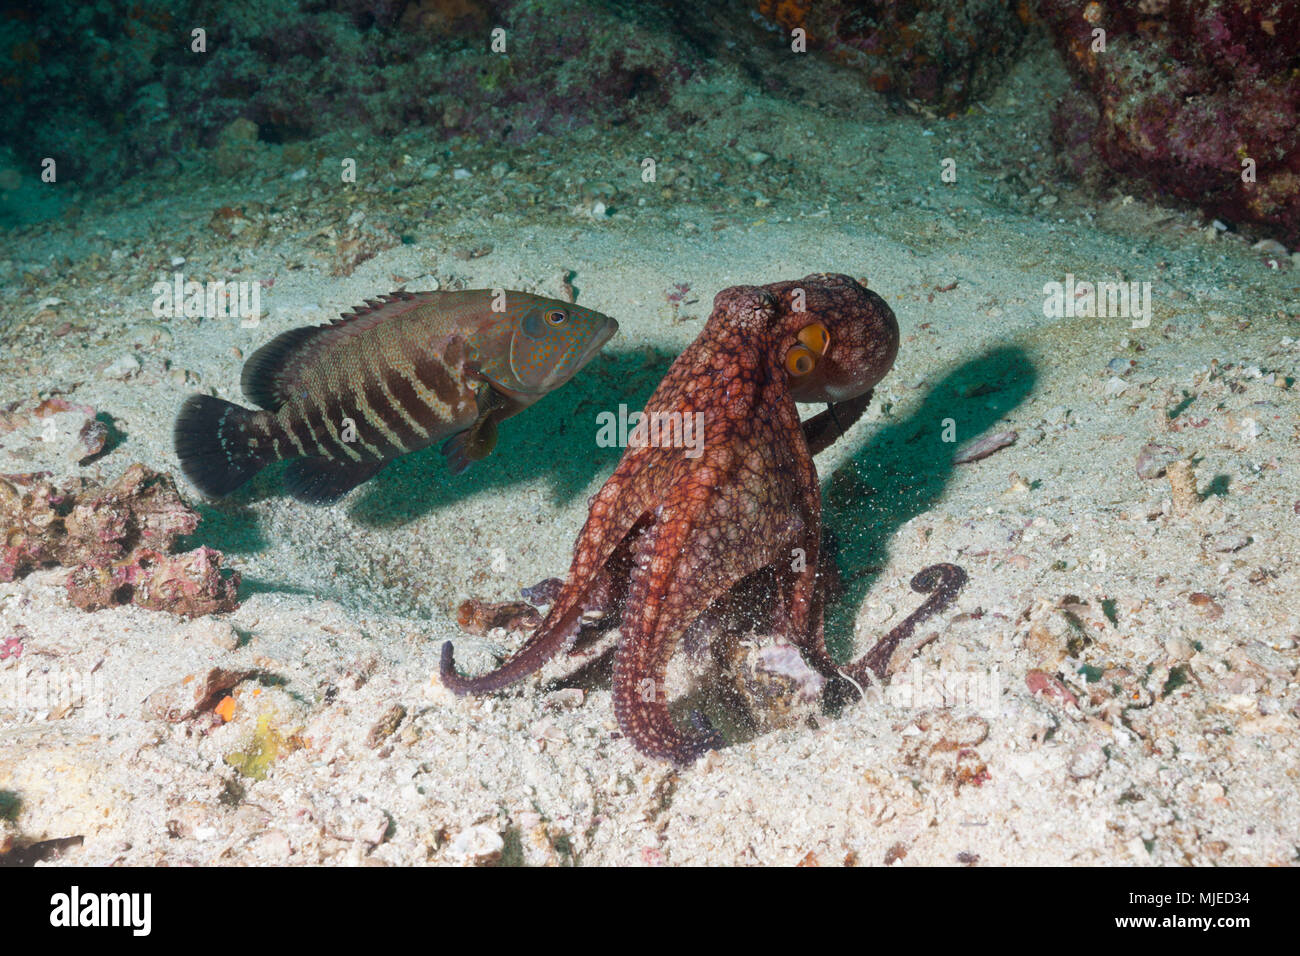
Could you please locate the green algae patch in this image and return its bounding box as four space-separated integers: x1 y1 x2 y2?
224 714 301 780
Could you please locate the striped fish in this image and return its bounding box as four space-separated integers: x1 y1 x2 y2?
174 289 617 504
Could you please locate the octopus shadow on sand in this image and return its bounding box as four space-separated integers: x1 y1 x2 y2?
820 346 1036 668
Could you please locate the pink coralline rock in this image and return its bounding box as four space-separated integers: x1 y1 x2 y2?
66 546 240 617
0 464 239 616
1039 0 1300 243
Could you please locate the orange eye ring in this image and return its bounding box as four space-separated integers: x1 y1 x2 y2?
785 345 816 376
797 322 830 357
545 309 567 326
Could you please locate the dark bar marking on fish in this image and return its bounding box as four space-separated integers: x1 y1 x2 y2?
307 393 361 461
367 366 429 451
285 415 313 457
335 385 390 461
414 350 463 409
382 366 436 442
355 349 413 454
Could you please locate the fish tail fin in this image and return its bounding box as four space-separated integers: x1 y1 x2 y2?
174 394 280 498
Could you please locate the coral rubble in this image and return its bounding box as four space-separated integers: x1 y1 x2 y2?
0 464 240 616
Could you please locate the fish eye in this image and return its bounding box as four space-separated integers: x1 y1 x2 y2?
545 309 567 326
785 345 816 377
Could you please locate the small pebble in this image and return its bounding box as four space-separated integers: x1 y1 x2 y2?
1208 532 1251 553
1166 459 1199 516
128 322 173 350
954 430 1018 464
366 704 407 748
186 617 240 651
76 419 108 462
1135 443 1182 480
446 825 503 864
863 602 894 625
254 829 292 859
543 688 585 710
1188 592 1224 619
1025 669 1078 709
1252 239 1289 255
1067 742 1106 779
101 354 142 380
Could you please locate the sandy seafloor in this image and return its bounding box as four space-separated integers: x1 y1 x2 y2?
2 39 1298 866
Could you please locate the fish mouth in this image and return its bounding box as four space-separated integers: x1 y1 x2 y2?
539 317 619 390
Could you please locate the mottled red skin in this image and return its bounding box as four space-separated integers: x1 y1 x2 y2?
441 273 965 763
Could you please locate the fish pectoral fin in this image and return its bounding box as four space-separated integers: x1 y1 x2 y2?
283 456 384 505
441 417 498 476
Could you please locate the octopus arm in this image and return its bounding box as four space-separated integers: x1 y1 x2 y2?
440 471 647 694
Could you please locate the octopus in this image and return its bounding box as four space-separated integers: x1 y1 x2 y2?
440 273 967 763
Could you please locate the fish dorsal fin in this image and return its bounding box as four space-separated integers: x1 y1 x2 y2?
240 290 426 410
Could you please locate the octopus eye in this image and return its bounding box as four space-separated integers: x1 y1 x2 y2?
545 309 567 326
797 321 831 357
785 345 816 377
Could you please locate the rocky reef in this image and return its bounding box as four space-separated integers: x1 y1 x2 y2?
0 0 697 188
1039 0 1300 243
755 0 1031 113
3 0 1294 249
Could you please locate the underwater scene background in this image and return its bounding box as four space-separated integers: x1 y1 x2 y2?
0 0 1297 866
